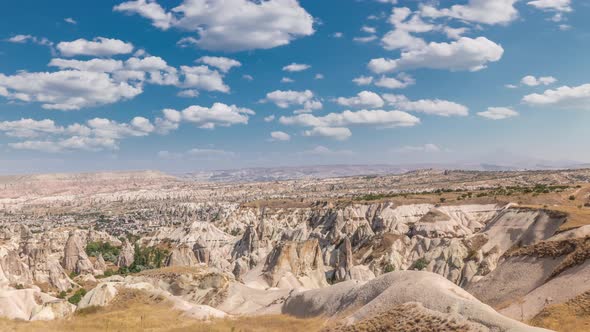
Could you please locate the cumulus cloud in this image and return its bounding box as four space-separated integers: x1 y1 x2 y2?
115 0 314 52
1 116 156 152
280 109 419 128
392 143 441 153
270 131 291 141
374 74 415 89
177 89 199 98
369 37 504 74
57 37 134 57
283 63 311 72
264 90 315 108
179 65 229 93
159 148 236 159
353 76 374 86
196 56 241 73
303 127 352 140
421 0 519 25
0 70 142 110
380 7 434 51
477 107 519 120
522 84 590 110
157 102 255 130
64 17 77 24
520 75 557 86
264 115 275 122
336 91 384 108
281 77 295 83
527 0 572 12
383 94 469 117
299 145 353 156
7 34 54 48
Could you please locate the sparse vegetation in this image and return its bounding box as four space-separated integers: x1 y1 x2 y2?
414 258 428 271
68 288 87 305
85 241 120 263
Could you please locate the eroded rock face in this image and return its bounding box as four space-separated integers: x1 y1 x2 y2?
62 232 93 274
0 288 75 321
116 240 134 268
166 244 199 267
94 253 107 272
263 239 328 289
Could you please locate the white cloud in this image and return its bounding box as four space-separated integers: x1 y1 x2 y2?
336 91 384 108
264 115 275 122
353 76 374 86
264 90 315 108
279 109 420 128
353 35 377 43
477 107 519 120
443 27 469 40
196 56 241 73
374 74 415 89
393 143 441 153
158 102 255 129
180 65 229 93
49 58 124 72
0 70 142 110
383 94 469 117
281 77 295 83
1 116 156 152
64 17 77 24
421 0 519 25
381 29 425 51
57 37 134 57
315 74 324 80
159 148 236 159
114 0 173 29
270 131 291 141
115 0 314 52
177 89 199 98
243 74 254 81
299 145 353 156
0 119 64 138
522 84 590 110
369 37 504 74
520 75 557 86
283 63 311 72
303 127 352 140
7 35 54 48
527 0 572 12
333 32 344 38
362 26 377 34
505 84 518 89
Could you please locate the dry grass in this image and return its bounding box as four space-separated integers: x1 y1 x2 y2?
0 289 325 332
530 290 590 332
322 303 480 332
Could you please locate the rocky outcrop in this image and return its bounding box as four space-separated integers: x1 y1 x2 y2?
0 288 75 321
283 271 550 332
62 232 93 274
263 239 328 289
334 237 353 282
116 240 135 268
94 253 107 272
165 244 199 267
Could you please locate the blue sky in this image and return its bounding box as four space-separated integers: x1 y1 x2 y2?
1 0 589 174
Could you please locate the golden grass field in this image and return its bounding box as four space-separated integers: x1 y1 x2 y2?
0 290 326 332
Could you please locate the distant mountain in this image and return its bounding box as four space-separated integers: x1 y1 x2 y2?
176 165 411 182
176 162 590 183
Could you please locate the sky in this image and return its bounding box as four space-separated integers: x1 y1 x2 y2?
1 0 590 174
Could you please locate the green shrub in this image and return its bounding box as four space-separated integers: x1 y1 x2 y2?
569 195 576 201
68 288 87 305
383 264 395 273
414 258 428 271
58 290 67 299
85 242 120 263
